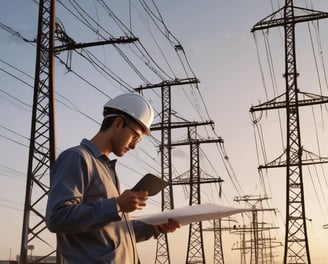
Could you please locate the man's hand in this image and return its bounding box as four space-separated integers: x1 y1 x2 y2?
116 190 148 213
155 219 181 234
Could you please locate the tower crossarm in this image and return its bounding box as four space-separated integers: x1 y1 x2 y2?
55 36 138 53
259 148 328 169
234 195 271 203
250 91 328 112
170 138 223 147
54 20 138 53
151 120 214 131
135 77 199 91
171 177 223 185
251 6 328 32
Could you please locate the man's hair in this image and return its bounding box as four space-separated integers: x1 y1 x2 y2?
100 108 132 132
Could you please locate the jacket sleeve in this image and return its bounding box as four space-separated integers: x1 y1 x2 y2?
132 220 157 242
45 149 121 233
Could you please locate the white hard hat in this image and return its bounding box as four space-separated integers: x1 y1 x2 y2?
104 93 154 135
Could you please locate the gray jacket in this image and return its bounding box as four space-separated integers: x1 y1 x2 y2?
46 139 156 263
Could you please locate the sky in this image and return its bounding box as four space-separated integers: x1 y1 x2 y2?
1 0 328 263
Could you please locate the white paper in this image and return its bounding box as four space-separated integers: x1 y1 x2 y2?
135 203 250 225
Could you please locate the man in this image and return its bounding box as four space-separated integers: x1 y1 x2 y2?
46 93 180 263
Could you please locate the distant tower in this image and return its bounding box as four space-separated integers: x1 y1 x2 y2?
212 219 224 264
136 78 200 264
171 125 223 263
250 1 328 263
19 0 56 263
234 195 279 264
153 83 174 264
137 78 224 263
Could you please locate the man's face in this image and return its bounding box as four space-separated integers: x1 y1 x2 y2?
111 118 144 157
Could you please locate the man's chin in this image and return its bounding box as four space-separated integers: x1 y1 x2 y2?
114 151 126 157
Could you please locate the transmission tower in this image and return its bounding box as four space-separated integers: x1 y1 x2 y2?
136 78 200 263
171 127 223 263
231 217 281 264
203 218 239 264
137 79 224 263
231 224 251 264
19 0 56 263
250 1 328 263
19 1 138 263
212 219 224 264
234 195 279 264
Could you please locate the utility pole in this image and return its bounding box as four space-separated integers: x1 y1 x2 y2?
250 1 328 263
20 1 138 263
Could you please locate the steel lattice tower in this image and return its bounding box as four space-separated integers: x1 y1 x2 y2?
137 78 200 263
186 126 205 263
171 127 223 263
19 1 139 263
212 219 224 264
250 1 328 263
136 78 225 263
19 0 56 263
155 84 174 263
204 218 234 264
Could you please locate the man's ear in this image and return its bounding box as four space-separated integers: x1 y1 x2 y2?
112 117 124 131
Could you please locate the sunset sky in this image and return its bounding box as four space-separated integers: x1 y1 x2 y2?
1 0 328 263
